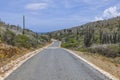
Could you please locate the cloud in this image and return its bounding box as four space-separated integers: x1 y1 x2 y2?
103 6 120 18
94 6 120 21
25 3 48 10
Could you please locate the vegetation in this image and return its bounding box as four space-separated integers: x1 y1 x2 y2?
0 20 50 65
13 34 31 48
47 16 120 58
2 29 15 45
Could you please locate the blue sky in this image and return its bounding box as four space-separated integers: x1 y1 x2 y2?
0 0 120 32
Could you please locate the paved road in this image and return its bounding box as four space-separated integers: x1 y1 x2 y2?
5 41 110 80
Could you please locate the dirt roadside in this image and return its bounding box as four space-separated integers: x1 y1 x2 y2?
73 51 120 79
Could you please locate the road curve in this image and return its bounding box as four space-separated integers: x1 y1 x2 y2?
5 41 110 80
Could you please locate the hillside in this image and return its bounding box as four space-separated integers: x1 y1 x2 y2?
0 20 50 68
47 16 120 58
0 20 50 46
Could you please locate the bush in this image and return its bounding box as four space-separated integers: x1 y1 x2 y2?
2 29 15 45
61 42 78 48
28 38 38 48
13 34 31 48
88 46 120 58
40 35 50 42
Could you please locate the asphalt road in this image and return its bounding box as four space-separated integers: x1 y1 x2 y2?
5 41 110 80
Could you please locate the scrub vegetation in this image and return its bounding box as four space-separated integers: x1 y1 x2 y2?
47 16 120 62
0 20 50 67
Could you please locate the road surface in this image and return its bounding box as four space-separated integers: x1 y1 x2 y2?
5 41 110 80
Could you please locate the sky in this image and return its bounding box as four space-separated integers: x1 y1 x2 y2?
0 0 120 32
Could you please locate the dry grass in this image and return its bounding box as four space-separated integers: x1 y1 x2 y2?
73 51 120 79
0 43 30 68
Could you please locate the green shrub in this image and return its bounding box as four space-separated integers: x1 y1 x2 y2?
13 34 31 48
28 38 38 48
94 35 99 44
61 42 78 48
2 29 15 45
40 35 50 42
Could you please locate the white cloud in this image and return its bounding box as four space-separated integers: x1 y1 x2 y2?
94 6 120 21
25 3 48 10
103 6 120 18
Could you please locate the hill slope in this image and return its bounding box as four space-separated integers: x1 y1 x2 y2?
0 20 50 67
47 16 120 58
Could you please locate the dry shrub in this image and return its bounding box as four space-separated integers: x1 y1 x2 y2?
88 46 120 58
0 47 20 59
